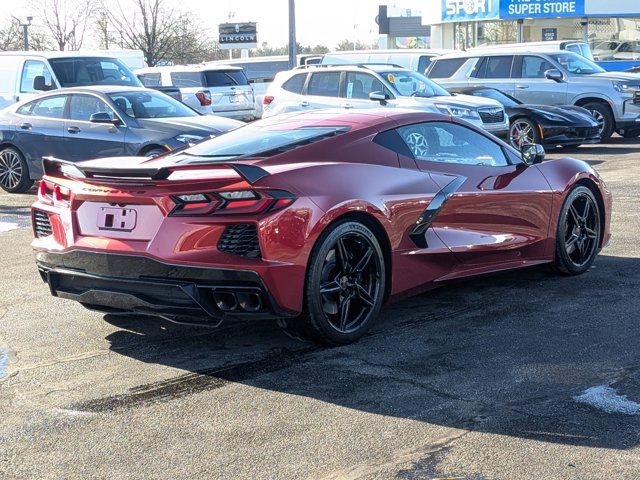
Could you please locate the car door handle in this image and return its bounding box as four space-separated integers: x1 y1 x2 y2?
19 122 32 130
67 126 81 134
343 103 352 109
515 85 529 89
299 101 309 107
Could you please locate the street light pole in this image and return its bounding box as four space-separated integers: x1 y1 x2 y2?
22 16 33 51
288 0 296 70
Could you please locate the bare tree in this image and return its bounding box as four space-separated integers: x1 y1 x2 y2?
0 19 22 51
32 0 94 50
102 0 207 66
0 18 52 51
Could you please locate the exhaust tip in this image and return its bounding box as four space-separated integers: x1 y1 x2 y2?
237 292 262 312
213 292 237 311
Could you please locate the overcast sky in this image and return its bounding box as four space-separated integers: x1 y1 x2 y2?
6 0 427 50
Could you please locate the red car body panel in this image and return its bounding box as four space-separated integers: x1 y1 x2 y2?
31 109 612 322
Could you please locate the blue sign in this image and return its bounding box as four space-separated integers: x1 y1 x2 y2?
441 0 500 23
500 0 584 19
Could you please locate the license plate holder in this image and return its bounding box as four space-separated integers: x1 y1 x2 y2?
98 207 137 232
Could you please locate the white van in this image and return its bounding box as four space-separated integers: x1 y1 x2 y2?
470 41 594 60
135 64 255 121
0 51 143 109
321 49 455 73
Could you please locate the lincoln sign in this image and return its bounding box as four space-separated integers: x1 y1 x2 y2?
218 22 258 49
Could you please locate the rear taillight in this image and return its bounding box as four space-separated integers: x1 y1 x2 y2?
263 95 274 105
38 180 70 205
170 190 296 216
195 90 212 106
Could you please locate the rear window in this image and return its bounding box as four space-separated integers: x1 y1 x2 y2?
472 56 514 79
48 57 141 87
181 125 349 161
170 71 204 88
204 70 249 87
234 61 289 82
427 58 467 78
138 72 161 87
417 55 432 74
307 72 341 97
282 73 307 94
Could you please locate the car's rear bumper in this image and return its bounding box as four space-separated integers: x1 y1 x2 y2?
35 250 296 325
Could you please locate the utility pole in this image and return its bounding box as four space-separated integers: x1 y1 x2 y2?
14 16 32 51
288 0 296 70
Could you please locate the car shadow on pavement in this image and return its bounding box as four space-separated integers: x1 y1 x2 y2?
86 254 640 450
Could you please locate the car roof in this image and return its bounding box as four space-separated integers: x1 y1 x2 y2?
0 50 126 60
25 86 152 96
295 64 412 73
324 49 455 56
135 64 243 73
434 50 560 60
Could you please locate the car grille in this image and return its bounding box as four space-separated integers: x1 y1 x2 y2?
217 224 261 258
573 126 600 138
478 108 505 124
33 210 53 238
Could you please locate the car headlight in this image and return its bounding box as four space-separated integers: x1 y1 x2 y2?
175 134 206 145
612 81 636 93
538 111 567 122
435 104 480 120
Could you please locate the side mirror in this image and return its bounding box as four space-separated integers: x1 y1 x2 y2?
521 143 545 166
369 91 390 105
90 112 120 125
544 68 564 82
33 75 53 91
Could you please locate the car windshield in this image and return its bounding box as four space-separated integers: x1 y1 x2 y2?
463 88 521 107
550 52 606 75
49 57 141 87
180 125 349 161
381 70 450 98
108 91 198 118
594 41 620 51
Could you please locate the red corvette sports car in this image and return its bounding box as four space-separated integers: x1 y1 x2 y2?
31 109 611 344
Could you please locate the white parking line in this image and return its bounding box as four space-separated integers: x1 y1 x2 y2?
0 221 21 232
574 385 640 415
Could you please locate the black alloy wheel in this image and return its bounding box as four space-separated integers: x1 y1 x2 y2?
0 147 33 193
279 221 385 345
553 186 601 275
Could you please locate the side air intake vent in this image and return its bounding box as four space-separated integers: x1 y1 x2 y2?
217 224 261 258
33 210 53 238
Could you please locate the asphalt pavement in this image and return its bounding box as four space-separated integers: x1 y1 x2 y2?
1 139 639 479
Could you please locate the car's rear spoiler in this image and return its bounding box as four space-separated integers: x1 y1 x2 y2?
41 156 270 185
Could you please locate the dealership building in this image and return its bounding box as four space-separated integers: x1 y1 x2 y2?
381 1 639 63
427 0 639 51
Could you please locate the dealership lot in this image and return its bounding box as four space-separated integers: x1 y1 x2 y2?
1 139 639 479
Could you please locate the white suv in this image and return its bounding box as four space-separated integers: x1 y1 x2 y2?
136 65 256 121
262 65 509 136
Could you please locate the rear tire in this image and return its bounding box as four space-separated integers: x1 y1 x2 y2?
0 146 33 193
582 102 614 142
278 220 386 345
616 127 640 138
552 186 601 275
141 148 167 157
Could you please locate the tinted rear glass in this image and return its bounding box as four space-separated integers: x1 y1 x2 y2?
428 58 467 78
475 56 513 79
138 72 161 87
170 71 204 88
234 61 289 82
307 72 341 97
180 125 349 161
282 73 307 94
204 70 249 87
49 57 141 87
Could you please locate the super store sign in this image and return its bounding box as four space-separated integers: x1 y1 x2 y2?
442 0 584 21
500 0 584 18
